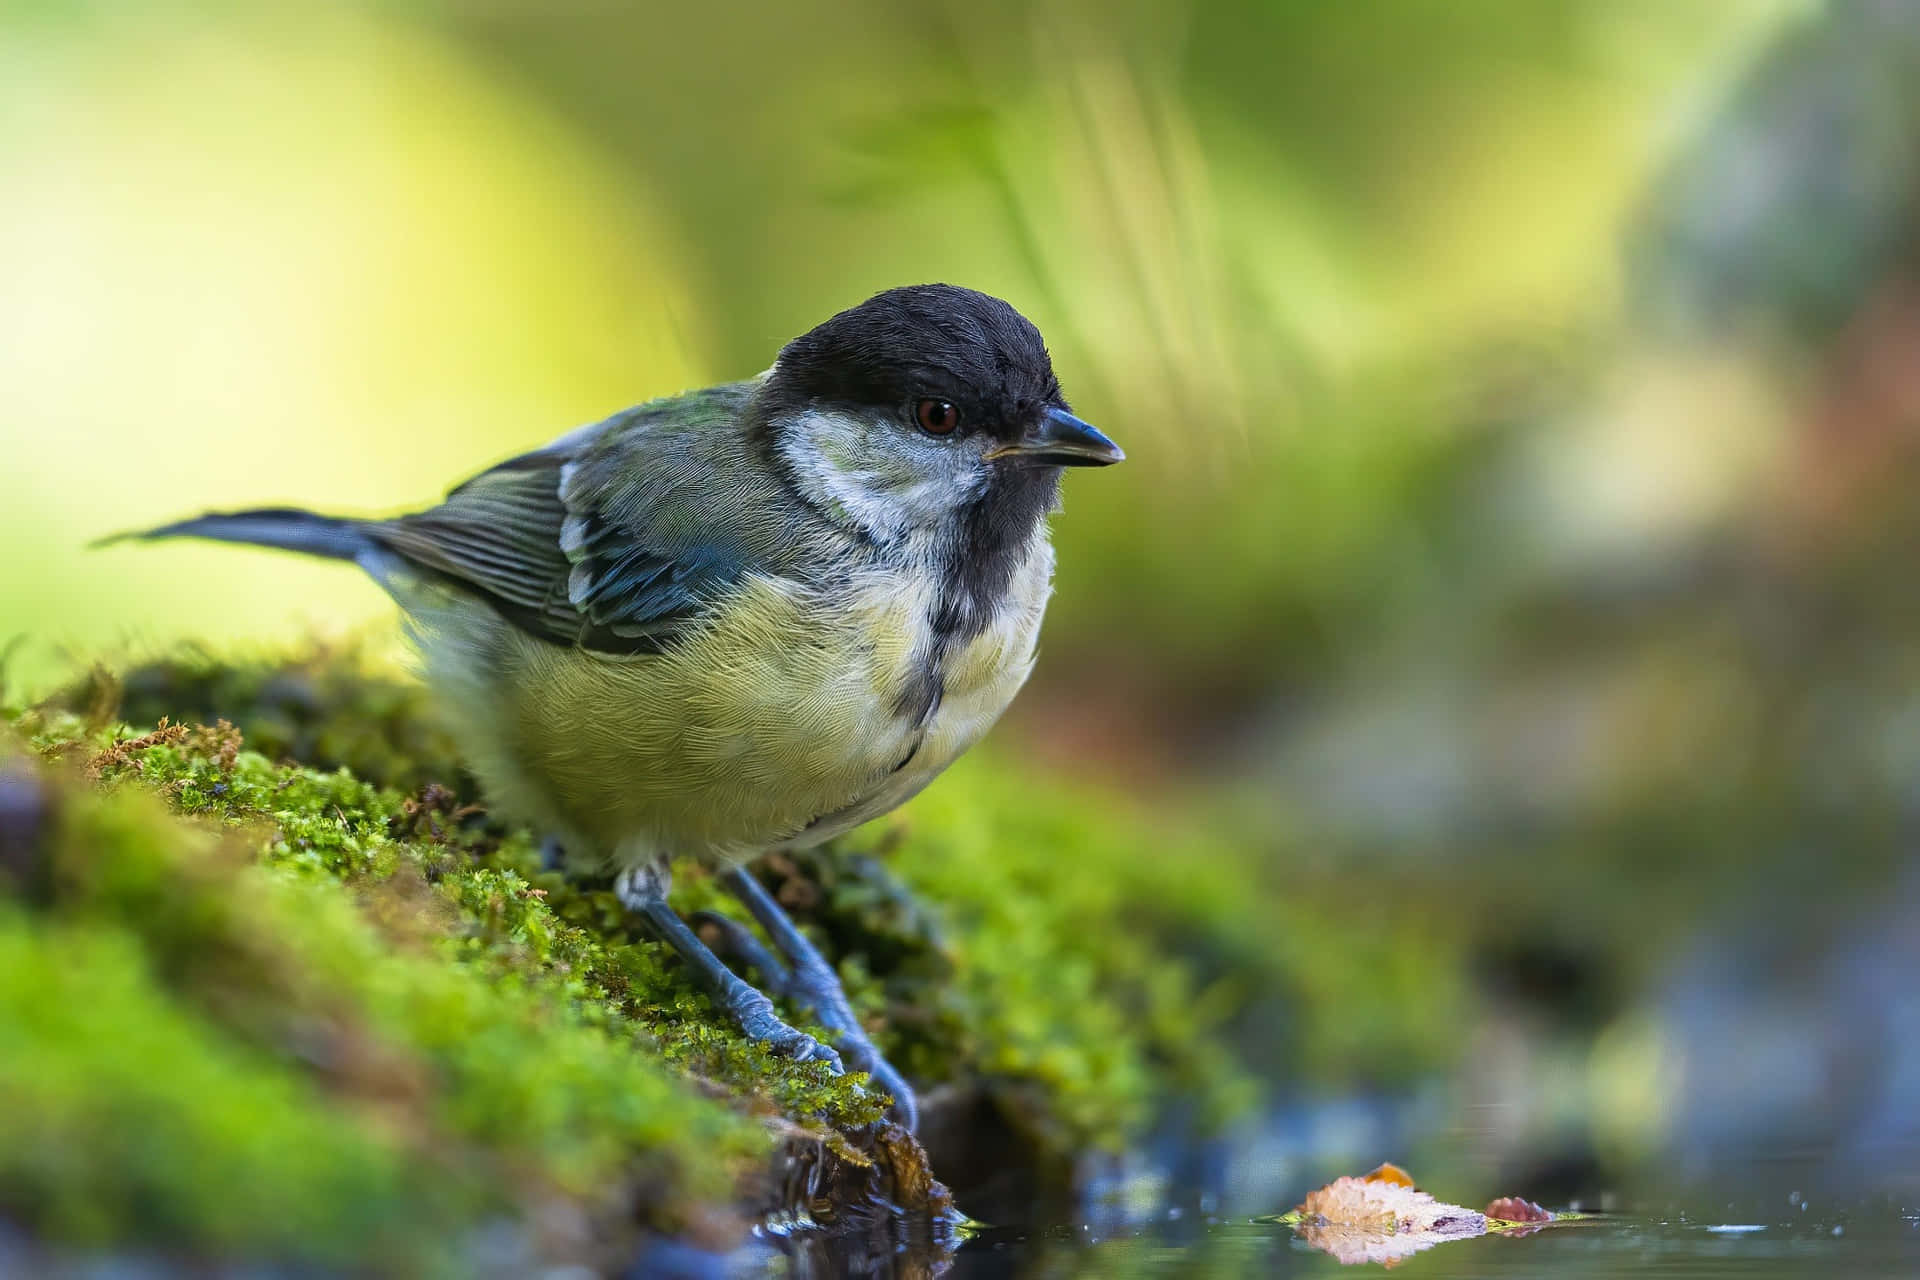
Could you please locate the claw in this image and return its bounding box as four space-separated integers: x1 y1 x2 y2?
744 1005 844 1074
788 1033 846 1074
723 865 920 1131
728 984 846 1074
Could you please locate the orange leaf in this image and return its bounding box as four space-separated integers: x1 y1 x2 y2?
1363 1161 1418 1189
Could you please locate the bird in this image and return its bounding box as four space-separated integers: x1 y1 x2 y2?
104 284 1123 1132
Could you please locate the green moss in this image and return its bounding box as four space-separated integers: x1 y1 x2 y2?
899 766 1467 1098
0 716 787 1269
22 704 881 1124
0 911 462 1268
2 647 1468 1265
59 640 472 796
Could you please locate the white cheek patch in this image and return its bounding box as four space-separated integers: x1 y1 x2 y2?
774 409 982 545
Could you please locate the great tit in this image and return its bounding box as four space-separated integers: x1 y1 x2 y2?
109 284 1124 1131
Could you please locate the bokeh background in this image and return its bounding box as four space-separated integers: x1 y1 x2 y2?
7 0 1920 1219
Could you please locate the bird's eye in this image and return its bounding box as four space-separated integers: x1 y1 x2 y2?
915 398 961 436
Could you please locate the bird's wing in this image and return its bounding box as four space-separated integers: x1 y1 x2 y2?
370 387 769 654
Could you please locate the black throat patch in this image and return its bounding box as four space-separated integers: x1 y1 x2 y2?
894 464 1058 727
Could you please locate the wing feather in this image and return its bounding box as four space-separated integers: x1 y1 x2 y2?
365 388 770 653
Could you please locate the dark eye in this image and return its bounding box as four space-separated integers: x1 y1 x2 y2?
915 398 961 436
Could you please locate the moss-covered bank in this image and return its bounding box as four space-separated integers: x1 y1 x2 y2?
0 646 1463 1270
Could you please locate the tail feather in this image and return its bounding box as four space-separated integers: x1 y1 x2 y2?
95 508 376 563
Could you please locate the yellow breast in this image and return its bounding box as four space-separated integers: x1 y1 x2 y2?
422 533 1054 866
790 532 1056 847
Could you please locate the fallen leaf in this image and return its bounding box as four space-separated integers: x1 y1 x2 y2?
1363 1161 1418 1189
1274 1165 1573 1264
1297 1172 1482 1234
1487 1196 1553 1223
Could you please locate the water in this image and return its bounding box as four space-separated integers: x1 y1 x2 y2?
940 1211 1920 1277
745 1069 1920 1277
755 1127 1920 1278
760 1200 1919 1277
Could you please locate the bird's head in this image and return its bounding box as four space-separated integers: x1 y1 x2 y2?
758 284 1122 547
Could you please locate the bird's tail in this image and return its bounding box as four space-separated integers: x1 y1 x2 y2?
95 508 377 563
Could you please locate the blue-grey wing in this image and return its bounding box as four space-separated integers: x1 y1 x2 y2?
370 387 767 654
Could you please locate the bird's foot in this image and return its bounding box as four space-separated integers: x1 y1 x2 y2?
723 865 919 1132
726 984 845 1073
616 864 842 1072
696 909 917 1117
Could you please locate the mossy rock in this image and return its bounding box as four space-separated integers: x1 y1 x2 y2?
1 646 1461 1269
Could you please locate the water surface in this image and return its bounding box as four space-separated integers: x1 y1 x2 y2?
762 1129 1920 1278
938 1209 1919 1277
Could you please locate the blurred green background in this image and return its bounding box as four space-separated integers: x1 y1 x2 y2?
8 0 1920 1211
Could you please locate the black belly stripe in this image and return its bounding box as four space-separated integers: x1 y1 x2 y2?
795 729 926 836
893 654 944 726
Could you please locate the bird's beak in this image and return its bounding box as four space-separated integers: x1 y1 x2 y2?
985 407 1125 467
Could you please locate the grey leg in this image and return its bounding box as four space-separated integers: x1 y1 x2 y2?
723 865 918 1132
615 863 842 1072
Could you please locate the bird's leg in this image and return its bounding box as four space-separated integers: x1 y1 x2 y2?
688 910 793 997
723 864 918 1132
615 861 842 1072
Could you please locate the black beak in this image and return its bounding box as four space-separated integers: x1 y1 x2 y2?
985 406 1125 467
